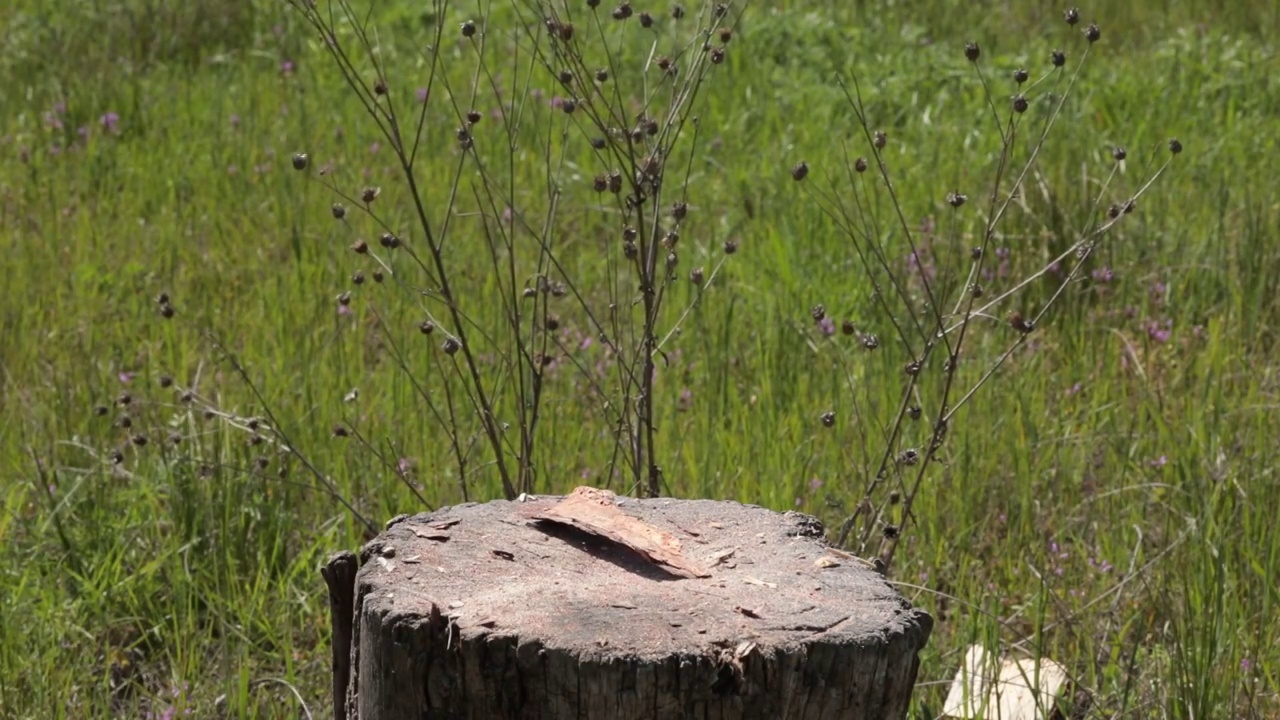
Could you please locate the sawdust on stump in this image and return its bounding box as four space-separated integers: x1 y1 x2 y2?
339 487 933 719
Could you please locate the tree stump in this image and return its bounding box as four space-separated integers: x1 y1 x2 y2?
330 487 932 719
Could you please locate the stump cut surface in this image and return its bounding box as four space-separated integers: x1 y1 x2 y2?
350 488 932 719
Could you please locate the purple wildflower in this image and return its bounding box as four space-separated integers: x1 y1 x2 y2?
1145 319 1172 344
905 249 937 282
416 87 429 103
1150 280 1167 305
981 246 1012 280
677 387 693 412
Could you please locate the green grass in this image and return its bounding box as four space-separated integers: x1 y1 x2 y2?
2 0 1278 717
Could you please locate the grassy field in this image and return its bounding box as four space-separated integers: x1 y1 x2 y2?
2 0 1278 717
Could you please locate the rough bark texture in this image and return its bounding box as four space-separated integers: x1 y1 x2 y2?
346 490 932 719
321 551 358 720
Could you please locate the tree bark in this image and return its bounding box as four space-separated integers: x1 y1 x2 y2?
321 550 358 720
343 488 932 719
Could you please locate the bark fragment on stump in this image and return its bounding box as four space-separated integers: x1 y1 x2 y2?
347 488 933 719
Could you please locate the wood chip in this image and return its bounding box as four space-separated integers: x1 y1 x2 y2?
709 548 738 566
743 577 777 589
529 486 711 579
814 556 841 568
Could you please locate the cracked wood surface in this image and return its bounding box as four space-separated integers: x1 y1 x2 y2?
347 489 932 719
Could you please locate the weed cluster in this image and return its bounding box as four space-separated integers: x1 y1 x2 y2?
269 0 745 503
792 11 1178 569
74 2 1182 575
